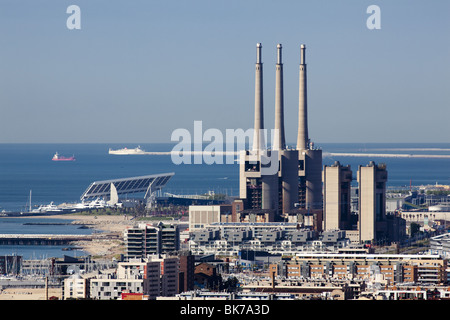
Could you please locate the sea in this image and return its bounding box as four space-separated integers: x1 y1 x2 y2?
0 142 449 259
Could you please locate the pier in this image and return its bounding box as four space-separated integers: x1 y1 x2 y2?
0 234 92 246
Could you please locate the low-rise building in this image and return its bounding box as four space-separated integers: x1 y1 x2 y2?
86 254 183 300
430 233 450 259
278 253 448 285
63 273 89 299
189 223 350 255
90 273 145 300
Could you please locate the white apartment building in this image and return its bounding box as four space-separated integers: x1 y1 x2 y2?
64 273 88 300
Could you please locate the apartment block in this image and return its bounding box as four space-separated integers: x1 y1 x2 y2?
285 253 447 285
63 274 89 299
323 161 353 231
357 161 388 243
124 222 179 259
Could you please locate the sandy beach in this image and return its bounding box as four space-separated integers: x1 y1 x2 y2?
0 214 139 300
23 213 137 259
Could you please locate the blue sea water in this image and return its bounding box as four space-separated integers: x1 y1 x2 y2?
0 142 449 259
0 217 92 259
0 142 449 212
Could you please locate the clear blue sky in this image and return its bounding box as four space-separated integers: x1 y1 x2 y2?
0 0 449 144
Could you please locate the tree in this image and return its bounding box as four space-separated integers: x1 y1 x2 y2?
410 222 421 237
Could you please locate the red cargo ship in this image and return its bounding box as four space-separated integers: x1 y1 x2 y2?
52 152 76 161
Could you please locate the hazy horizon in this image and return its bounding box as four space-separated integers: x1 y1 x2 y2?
1 1 449 144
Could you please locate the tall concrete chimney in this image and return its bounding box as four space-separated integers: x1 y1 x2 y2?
297 44 308 150
252 43 265 151
273 44 286 151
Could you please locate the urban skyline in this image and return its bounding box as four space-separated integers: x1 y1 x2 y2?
0 0 449 302
0 1 449 144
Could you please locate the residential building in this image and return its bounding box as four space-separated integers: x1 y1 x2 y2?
189 223 350 255
124 222 179 259
323 161 353 231
280 253 447 285
63 273 89 299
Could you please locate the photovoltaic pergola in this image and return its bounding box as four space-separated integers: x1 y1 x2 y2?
80 173 175 201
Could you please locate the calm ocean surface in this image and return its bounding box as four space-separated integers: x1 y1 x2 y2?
0 142 449 259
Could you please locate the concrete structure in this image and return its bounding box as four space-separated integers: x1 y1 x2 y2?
117 258 161 299
124 222 180 259
297 44 308 150
178 250 195 293
288 253 448 285
357 161 388 243
88 255 181 300
63 273 88 299
296 44 323 211
90 271 146 300
148 254 179 297
159 290 296 300
239 43 322 220
0 255 21 275
273 44 285 151
80 173 174 208
430 233 450 259
189 223 349 256
322 161 406 244
402 210 450 224
323 161 353 231
188 205 232 231
253 43 264 151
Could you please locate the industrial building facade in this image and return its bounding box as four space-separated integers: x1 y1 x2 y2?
323 160 406 244
239 43 322 224
234 43 405 245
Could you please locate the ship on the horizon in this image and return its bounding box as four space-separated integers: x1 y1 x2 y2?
108 145 146 155
52 152 76 161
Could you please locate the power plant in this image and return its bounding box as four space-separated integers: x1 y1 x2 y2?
239 43 323 225
236 42 405 244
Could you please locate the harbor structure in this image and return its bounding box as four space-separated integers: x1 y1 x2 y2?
80 173 174 208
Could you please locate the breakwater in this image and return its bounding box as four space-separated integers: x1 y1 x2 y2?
113 150 450 159
0 234 92 246
325 152 450 159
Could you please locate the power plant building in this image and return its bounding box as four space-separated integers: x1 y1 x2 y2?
357 161 388 243
239 43 322 223
235 43 405 245
323 161 353 231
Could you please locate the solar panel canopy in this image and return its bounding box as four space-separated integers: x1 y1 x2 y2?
80 173 174 200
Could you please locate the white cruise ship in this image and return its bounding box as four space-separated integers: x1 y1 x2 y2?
108 146 146 155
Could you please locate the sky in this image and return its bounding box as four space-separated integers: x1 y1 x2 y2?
0 0 449 144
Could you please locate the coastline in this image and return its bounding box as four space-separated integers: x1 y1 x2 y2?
21 213 136 258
